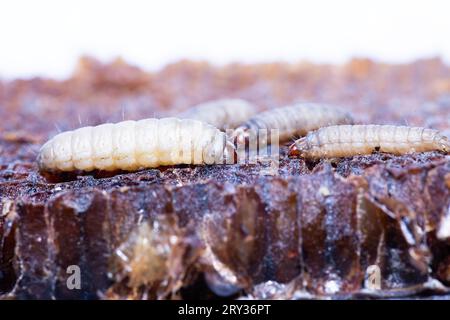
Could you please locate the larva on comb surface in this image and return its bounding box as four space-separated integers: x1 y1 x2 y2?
37 118 235 172
232 102 354 144
179 99 258 131
289 124 450 159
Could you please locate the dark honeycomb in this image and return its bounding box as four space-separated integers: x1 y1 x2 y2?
1 56 450 299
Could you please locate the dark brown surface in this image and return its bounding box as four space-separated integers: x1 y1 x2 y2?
1 56 450 299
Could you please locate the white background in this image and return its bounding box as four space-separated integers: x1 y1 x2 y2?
0 0 449 79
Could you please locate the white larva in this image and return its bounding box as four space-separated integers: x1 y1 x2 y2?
37 118 235 172
289 124 450 159
232 102 354 143
178 99 257 130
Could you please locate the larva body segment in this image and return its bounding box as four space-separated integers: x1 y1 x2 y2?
179 99 258 131
289 124 450 159
233 102 354 143
38 118 234 172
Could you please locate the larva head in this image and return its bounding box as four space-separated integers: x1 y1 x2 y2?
288 142 300 157
288 138 309 158
230 126 250 146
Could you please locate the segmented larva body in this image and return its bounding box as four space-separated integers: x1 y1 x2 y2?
289 124 450 159
233 102 353 143
38 118 234 172
179 99 257 130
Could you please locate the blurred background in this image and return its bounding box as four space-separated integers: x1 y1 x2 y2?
0 0 449 79
0 0 449 140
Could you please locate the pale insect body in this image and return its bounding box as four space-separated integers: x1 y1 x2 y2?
179 98 257 131
233 102 354 143
289 124 450 159
38 118 234 172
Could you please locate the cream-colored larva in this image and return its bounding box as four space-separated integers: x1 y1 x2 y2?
233 102 354 143
37 118 235 172
178 99 257 130
289 124 450 159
